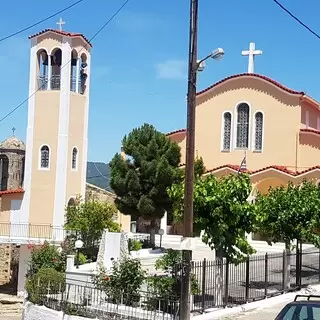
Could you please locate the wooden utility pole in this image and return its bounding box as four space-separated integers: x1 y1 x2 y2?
180 0 198 319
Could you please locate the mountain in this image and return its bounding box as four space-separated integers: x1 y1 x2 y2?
86 162 112 192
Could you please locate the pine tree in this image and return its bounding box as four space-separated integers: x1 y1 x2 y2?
110 123 181 246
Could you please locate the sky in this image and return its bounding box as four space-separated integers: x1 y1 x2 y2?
0 0 320 163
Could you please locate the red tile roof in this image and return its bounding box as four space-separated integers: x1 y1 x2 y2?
204 164 320 177
165 128 186 136
197 73 305 96
300 128 320 135
0 188 24 196
29 29 92 47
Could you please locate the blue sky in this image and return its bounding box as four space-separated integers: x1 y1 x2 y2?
0 0 320 162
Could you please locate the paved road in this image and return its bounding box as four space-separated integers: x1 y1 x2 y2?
221 301 288 319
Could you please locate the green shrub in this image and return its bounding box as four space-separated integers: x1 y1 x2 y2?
27 242 65 277
128 239 143 251
92 256 146 305
77 252 87 265
26 267 65 304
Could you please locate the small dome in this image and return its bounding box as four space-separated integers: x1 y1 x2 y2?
0 136 25 151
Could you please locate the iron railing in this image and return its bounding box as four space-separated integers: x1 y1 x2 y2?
191 248 320 313
26 282 179 319
38 76 48 90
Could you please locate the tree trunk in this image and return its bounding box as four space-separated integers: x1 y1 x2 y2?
214 249 224 307
284 241 291 291
149 218 156 248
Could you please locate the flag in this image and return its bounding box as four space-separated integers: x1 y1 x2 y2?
237 152 247 174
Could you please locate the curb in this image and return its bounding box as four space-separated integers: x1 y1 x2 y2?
193 284 320 319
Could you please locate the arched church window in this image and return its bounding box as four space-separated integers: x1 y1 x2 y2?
37 49 48 90
236 103 250 148
40 145 50 169
70 50 78 92
222 112 232 151
254 112 264 151
0 155 9 191
51 48 62 90
21 156 25 187
67 197 76 207
72 147 78 170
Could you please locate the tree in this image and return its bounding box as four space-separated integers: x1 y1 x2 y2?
255 180 320 248
65 197 121 260
168 172 258 263
109 123 181 246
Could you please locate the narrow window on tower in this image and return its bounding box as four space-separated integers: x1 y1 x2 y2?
236 103 250 148
40 145 50 169
72 147 78 170
254 112 264 151
222 112 232 151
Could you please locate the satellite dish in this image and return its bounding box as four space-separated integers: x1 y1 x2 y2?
81 62 87 69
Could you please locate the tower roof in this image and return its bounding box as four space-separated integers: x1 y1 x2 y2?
0 136 26 151
28 29 93 47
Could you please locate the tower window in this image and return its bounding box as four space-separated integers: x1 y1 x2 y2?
37 49 49 90
72 147 78 170
0 155 9 191
236 103 250 148
40 145 50 169
222 112 232 151
254 112 264 151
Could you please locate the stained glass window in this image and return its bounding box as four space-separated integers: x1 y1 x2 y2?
40 146 50 168
236 103 249 148
72 147 78 169
223 112 232 150
254 112 263 151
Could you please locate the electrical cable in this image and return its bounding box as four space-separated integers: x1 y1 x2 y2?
272 0 320 40
0 0 86 42
0 0 131 124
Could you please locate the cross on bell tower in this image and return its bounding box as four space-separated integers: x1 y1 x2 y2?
242 42 263 73
56 17 66 31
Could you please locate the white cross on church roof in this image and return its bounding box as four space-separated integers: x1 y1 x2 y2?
242 42 263 73
56 17 66 31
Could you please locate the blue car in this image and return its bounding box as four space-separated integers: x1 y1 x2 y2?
275 295 320 320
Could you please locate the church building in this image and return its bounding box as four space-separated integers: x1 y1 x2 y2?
167 43 320 199
0 23 130 295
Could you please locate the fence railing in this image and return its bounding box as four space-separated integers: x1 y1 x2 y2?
0 223 66 242
191 248 320 313
27 282 179 320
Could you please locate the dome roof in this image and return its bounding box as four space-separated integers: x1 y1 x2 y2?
0 136 25 151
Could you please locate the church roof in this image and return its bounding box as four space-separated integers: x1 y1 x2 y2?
0 136 26 151
0 188 24 196
166 73 318 137
28 29 92 47
197 73 305 97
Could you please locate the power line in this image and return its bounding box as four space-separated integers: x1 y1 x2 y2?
272 0 320 40
0 0 86 42
0 0 131 124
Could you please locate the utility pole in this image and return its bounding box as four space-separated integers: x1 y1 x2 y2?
180 0 198 319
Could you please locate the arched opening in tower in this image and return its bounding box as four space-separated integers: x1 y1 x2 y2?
51 48 62 90
0 155 9 191
37 49 49 90
70 49 78 92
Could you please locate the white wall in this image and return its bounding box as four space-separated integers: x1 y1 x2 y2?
24 302 94 320
17 244 31 297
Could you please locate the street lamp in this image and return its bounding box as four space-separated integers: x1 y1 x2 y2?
197 48 225 72
75 239 83 269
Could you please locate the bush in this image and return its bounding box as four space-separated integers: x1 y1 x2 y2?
26 268 65 304
147 249 199 311
77 252 87 265
92 256 146 305
27 242 65 277
128 239 142 251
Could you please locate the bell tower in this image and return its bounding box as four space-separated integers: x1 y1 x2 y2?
21 23 92 233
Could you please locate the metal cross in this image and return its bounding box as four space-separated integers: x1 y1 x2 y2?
12 127 16 136
242 42 263 73
56 17 66 31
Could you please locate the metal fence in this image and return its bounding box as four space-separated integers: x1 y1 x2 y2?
191 248 320 313
27 282 179 319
